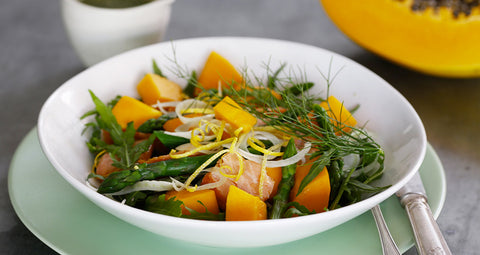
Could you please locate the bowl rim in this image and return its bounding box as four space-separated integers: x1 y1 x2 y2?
37 36 427 229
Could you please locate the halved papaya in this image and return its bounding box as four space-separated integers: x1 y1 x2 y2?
320 0 480 78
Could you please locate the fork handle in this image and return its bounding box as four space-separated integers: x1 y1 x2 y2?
371 205 401 255
402 194 452 255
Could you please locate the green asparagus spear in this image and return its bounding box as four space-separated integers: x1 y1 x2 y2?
269 138 297 219
97 154 218 194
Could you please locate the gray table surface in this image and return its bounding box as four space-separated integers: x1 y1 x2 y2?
1 0 479 254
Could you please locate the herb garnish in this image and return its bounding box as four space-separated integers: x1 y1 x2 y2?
220 65 388 209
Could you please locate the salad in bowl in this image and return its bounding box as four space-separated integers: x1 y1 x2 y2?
38 37 426 247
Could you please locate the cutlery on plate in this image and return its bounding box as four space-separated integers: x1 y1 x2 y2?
396 172 452 255
371 205 401 255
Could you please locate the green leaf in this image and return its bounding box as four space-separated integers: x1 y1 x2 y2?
88 90 124 145
129 134 156 162
145 194 183 217
267 63 286 89
283 82 314 96
348 179 390 193
296 148 335 196
183 70 198 98
282 202 316 218
87 91 154 170
121 191 148 207
152 59 166 78
182 202 225 221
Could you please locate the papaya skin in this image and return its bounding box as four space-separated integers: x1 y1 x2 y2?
320 0 480 77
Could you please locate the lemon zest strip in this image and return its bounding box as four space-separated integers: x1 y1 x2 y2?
234 127 244 137
190 127 205 147
257 142 284 200
247 137 284 157
232 151 244 181
170 138 235 159
227 137 245 181
216 121 226 142
258 152 268 201
91 150 107 174
219 165 237 179
184 149 229 192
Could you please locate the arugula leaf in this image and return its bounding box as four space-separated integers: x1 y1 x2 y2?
89 90 124 145
87 91 155 170
121 191 148 207
82 95 121 154
145 194 183 217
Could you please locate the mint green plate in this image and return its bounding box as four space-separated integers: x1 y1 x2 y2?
9 128 446 255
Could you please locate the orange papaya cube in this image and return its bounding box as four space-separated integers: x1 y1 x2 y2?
266 167 282 199
162 117 183 132
136 73 183 105
225 185 267 221
213 96 257 133
111 96 162 129
162 113 204 132
290 158 330 213
165 189 219 215
196 51 243 95
319 95 357 133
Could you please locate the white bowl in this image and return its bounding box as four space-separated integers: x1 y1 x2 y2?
38 37 426 247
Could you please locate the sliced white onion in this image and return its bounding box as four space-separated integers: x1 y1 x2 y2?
238 131 282 151
237 148 278 162
174 120 200 132
239 142 311 168
252 131 283 145
236 131 285 161
164 130 192 139
175 99 214 124
168 118 223 141
106 180 175 195
265 142 311 168
152 101 180 114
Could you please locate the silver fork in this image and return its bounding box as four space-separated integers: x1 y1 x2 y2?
371 205 401 255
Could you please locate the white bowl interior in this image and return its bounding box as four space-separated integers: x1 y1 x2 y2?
38 37 426 247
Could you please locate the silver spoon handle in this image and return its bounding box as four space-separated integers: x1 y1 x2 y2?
402 194 452 255
371 205 401 255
